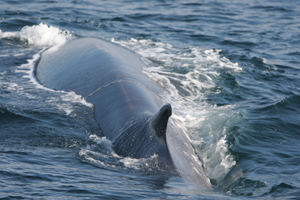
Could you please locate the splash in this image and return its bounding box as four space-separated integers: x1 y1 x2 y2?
0 23 74 47
79 135 168 172
79 135 118 168
8 24 92 115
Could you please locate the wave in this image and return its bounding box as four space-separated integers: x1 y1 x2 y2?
0 23 74 47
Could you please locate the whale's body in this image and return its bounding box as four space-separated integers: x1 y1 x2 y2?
36 37 211 190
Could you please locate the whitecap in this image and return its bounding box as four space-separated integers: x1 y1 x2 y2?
0 23 74 47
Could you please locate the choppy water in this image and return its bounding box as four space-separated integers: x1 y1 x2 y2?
1 0 300 199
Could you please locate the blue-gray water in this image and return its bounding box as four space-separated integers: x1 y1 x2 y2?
1 0 300 199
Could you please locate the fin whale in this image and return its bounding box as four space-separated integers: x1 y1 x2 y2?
35 37 212 190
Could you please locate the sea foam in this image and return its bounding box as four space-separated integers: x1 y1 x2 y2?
4 23 93 115
113 38 243 185
0 23 73 47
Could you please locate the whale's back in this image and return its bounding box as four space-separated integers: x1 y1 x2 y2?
35 37 212 190
36 37 159 97
36 38 163 140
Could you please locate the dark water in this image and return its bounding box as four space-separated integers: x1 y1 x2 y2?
1 0 300 199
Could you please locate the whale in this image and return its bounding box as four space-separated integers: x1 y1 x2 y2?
35 37 212 190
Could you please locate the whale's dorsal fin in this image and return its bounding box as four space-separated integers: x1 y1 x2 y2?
150 103 172 143
112 103 172 159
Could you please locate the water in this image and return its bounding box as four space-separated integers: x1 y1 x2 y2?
0 0 299 199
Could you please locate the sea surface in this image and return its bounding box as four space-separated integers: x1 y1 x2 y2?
0 0 300 199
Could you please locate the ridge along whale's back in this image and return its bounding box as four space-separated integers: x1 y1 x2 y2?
35 37 212 190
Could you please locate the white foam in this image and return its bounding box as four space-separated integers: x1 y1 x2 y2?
120 154 158 171
85 135 117 159
0 23 74 47
61 91 93 108
79 135 118 168
15 52 92 115
79 148 116 168
0 29 19 39
44 90 92 115
79 134 165 171
88 134 113 152
16 50 48 88
10 24 93 115
113 38 242 184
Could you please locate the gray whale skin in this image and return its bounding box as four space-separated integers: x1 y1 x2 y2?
35 37 212 190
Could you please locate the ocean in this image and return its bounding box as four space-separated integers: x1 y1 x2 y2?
0 0 299 199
